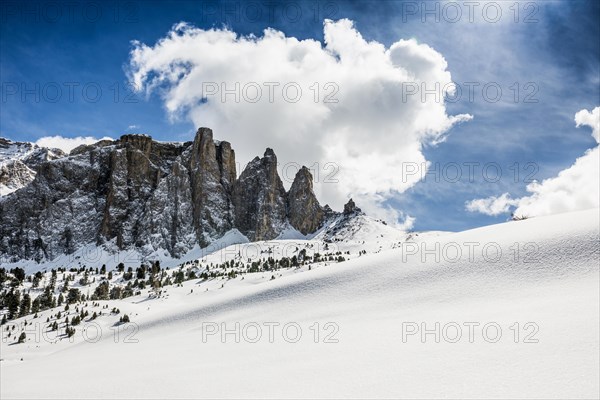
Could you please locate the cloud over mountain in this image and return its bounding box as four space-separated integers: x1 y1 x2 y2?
35 136 113 154
127 19 471 224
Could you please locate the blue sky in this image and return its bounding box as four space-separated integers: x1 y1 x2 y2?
1 0 598 231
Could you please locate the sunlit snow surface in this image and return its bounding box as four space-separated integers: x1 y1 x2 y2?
1 209 598 399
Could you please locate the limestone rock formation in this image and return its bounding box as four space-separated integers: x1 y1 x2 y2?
287 166 325 235
0 129 332 262
233 148 288 241
343 198 362 215
0 138 65 196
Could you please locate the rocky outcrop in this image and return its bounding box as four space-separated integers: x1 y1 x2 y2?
233 148 287 241
0 161 36 196
99 134 189 250
287 166 324 235
343 198 362 215
0 128 329 262
189 128 236 245
0 138 66 196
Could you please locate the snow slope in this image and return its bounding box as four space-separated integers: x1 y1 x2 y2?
1 209 598 399
1 213 410 273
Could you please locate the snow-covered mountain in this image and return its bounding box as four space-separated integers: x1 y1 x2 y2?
0 128 336 264
0 138 65 196
2 129 597 399
0 208 597 398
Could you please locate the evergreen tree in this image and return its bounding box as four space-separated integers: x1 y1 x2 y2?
151 261 160 275
49 270 57 290
32 271 43 288
79 270 89 286
18 332 26 343
174 270 185 284
109 286 123 300
67 288 81 304
136 265 146 280
11 267 25 283
92 281 110 300
7 290 20 319
18 293 31 317
31 297 40 314
62 278 69 293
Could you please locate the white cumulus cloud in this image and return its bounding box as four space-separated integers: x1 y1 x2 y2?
466 106 600 218
575 107 600 143
465 193 519 216
127 19 471 224
35 136 113 154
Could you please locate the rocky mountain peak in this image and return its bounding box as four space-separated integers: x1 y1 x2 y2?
0 138 66 196
343 198 362 215
189 127 236 245
287 166 325 235
263 148 276 158
120 134 153 150
0 129 332 262
233 147 287 241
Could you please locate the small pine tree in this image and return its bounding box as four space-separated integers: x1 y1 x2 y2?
121 314 130 323
18 332 26 343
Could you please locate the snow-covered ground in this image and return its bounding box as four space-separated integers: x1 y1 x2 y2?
0 213 413 273
1 209 598 399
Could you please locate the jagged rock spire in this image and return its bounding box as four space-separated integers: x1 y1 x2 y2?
232 148 287 241
343 198 362 215
287 166 324 235
0 129 335 261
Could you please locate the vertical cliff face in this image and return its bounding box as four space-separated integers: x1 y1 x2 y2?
287 166 325 235
0 128 327 262
99 134 188 250
232 149 288 241
189 128 236 246
0 145 113 261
